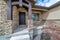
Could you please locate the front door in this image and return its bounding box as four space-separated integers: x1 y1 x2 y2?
19 12 26 25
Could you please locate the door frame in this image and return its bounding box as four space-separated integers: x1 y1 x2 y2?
19 12 26 25
18 8 28 26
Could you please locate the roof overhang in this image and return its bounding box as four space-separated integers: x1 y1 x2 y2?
35 0 60 10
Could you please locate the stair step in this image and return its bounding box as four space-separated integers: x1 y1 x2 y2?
14 25 27 33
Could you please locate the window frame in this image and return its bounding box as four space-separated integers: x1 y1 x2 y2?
32 13 40 21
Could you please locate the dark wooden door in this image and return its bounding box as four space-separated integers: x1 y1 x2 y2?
19 12 26 25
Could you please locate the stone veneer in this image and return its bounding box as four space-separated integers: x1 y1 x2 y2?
12 6 33 29
0 0 12 35
0 0 7 21
12 6 34 30
0 20 12 35
12 6 19 30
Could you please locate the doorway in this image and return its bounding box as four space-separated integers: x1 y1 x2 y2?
19 12 26 25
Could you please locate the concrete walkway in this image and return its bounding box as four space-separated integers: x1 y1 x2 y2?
10 27 42 40
10 28 30 40
0 26 43 40
10 26 43 40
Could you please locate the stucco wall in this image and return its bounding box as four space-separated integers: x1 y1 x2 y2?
42 6 60 26
42 6 60 40
42 6 60 20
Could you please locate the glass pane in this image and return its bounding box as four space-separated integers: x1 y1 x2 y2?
32 13 39 21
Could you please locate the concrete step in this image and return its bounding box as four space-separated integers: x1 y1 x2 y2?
10 28 30 40
0 26 43 40
14 25 27 33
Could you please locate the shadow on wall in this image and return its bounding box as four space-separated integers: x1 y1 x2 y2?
39 12 50 26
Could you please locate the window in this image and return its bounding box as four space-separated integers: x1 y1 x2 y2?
32 13 39 21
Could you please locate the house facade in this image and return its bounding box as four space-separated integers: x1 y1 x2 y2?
0 0 44 35
0 0 60 40
0 0 48 34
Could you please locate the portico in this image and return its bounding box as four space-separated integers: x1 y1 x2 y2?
11 0 34 31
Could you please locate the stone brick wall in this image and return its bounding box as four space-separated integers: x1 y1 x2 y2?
12 6 33 30
0 20 12 35
0 0 12 35
0 0 7 21
18 7 33 29
12 6 19 30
